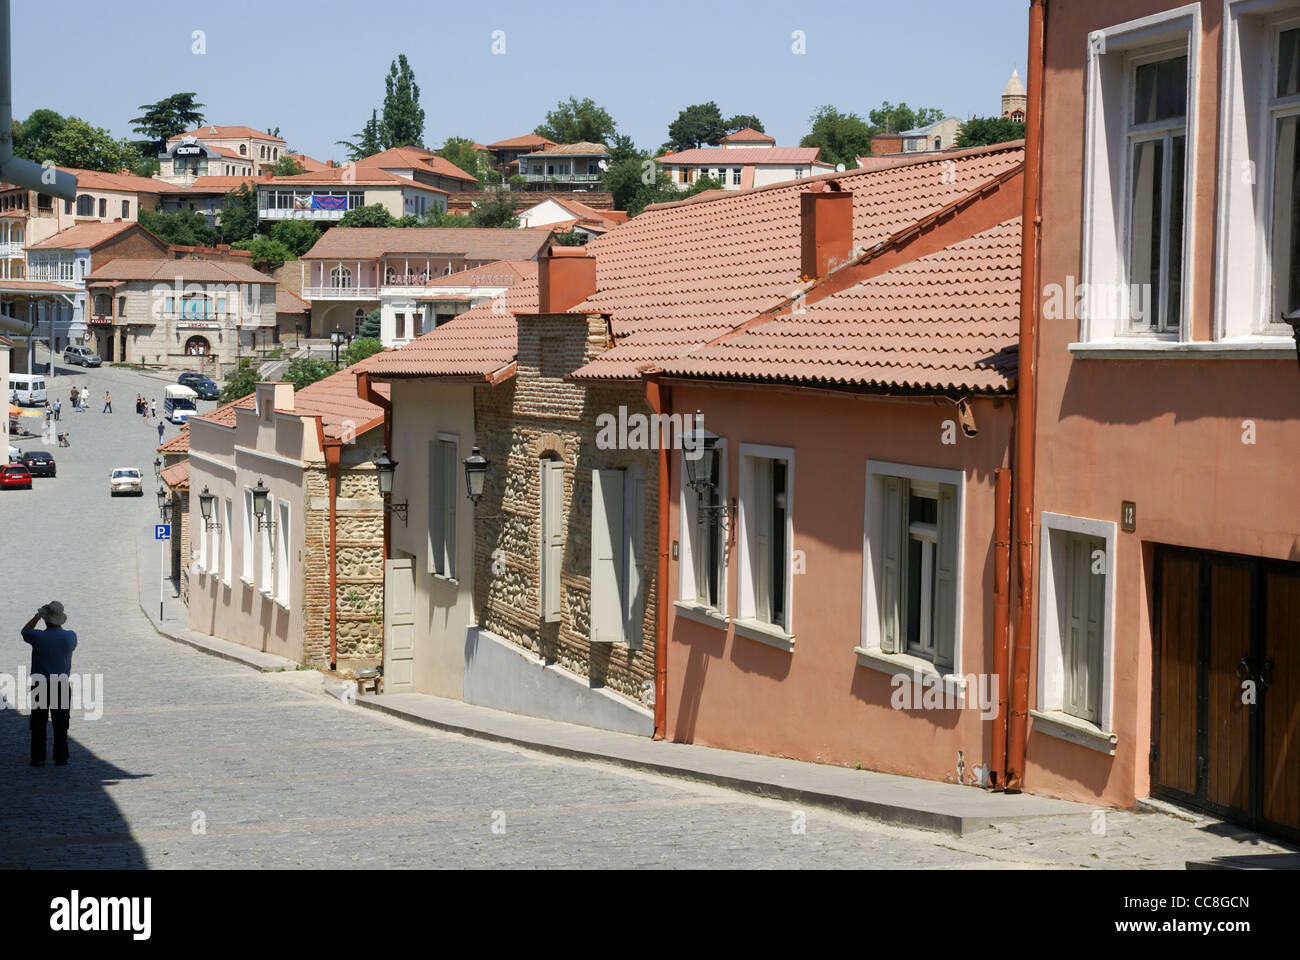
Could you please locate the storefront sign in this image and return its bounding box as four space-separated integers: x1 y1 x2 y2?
175 321 219 330
174 145 203 156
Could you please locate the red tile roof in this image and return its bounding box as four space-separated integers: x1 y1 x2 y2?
355 147 478 183
275 290 310 313
487 134 557 150
157 428 190 453
58 168 189 194
521 142 609 157
659 218 1021 392
419 260 538 288
302 226 552 262
656 147 826 165
720 128 776 144
284 152 329 172
264 167 450 194
292 366 388 440
192 395 256 428
171 125 285 144
28 221 164 251
187 176 263 192
160 459 190 490
84 259 274 284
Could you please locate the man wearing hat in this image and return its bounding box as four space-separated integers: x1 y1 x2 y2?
20 602 78 767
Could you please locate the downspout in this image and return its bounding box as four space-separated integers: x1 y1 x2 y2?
992 466 1012 787
645 377 670 740
324 439 342 671
1008 0 1047 790
356 370 393 662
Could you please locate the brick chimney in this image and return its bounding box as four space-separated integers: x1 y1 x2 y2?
537 245 597 314
800 182 853 281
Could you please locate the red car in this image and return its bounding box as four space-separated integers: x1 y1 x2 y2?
0 464 32 489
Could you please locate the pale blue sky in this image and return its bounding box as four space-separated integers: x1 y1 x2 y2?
14 0 1029 163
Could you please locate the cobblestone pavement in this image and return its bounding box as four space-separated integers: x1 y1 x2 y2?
1 363 1292 869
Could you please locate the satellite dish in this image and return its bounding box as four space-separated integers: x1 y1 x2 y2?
835 163 846 172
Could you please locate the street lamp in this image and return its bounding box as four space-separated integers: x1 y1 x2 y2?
153 456 161 478
372 450 407 525
682 412 727 528
156 486 172 523
331 329 344 368
251 478 276 530
462 444 490 504
198 485 222 531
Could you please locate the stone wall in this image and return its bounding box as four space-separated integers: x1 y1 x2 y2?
445 190 616 215
472 312 658 706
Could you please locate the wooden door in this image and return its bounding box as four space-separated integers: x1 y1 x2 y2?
1154 549 1199 797
1261 567 1300 834
383 556 416 691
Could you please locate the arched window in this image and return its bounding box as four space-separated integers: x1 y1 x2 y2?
353 308 366 334
75 195 94 216
185 335 211 355
239 144 247 156
330 266 352 289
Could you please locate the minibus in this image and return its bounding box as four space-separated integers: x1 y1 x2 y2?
163 384 199 424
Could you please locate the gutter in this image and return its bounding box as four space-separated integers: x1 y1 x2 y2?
314 414 343 672
644 377 671 740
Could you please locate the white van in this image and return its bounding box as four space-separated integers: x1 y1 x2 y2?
163 384 199 424
9 373 47 407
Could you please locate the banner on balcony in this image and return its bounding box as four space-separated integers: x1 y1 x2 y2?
311 194 347 211
294 194 312 210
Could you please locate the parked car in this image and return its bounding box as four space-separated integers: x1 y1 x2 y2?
109 467 143 496
62 345 102 367
0 464 32 489
177 372 219 400
20 450 55 477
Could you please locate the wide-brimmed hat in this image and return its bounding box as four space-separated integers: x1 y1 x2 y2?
38 601 66 626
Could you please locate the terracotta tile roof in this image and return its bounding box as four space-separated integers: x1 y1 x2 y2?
419 259 537 288
58 168 188 194
550 197 625 227
205 144 250 160
656 147 826 165
366 143 1024 384
487 134 557 150
187 176 262 192
355 147 478 183
160 459 190 490
84 259 274 284
193 395 256 428
302 226 552 262
291 366 388 440
0 279 84 293
157 428 190 453
283 152 329 172
720 128 776 144
263 167 450 194
171 125 285 144
658 218 1021 392
275 290 310 313
520 142 609 157
28 221 162 251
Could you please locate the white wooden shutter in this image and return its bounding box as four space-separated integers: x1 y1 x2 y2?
1065 533 1104 724
441 439 457 579
542 460 564 622
880 476 908 653
752 459 772 623
934 482 959 670
590 469 625 643
428 441 443 575
625 469 646 648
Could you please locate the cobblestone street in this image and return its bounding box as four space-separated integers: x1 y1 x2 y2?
0 363 1291 869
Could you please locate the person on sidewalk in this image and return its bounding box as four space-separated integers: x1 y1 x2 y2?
53 399 61 422
103 391 112 413
157 421 164 444
150 398 156 419
20 602 78 767
69 386 78 409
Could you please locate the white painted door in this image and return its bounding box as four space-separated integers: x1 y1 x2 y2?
384 556 416 691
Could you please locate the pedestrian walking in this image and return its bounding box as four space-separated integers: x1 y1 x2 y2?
53 399 61 421
157 421 164 444
103 391 112 413
69 386 78 409
150 398 156 419
19 602 78 766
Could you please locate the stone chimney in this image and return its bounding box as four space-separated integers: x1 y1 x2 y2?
800 182 854 280
537 246 597 314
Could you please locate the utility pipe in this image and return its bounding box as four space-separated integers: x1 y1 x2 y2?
1008 0 1047 790
992 466 1012 787
324 440 341 671
645 377 670 740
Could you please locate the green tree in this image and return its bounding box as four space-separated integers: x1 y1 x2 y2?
336 109 384 161
284 357 335 390
436 136 485 179
955 116 1025 149
21 114 142 173
218 184 259 244
268 155 305 176
683 174 724 197
603 156 682 217
138 208 217 246
606 132 641 165
725 114 765 134
14 109 68 158
343 337 384 366
130 93 205 154
552 230 587 246
269 219 322 257
534 96 616 145
667 102 726 152
867 102 945 135
382 54 425 149
468 191 519 228
220 358 259 403
359 309 382 339
800 105 874 168
231 237 292 271
338 203 397 228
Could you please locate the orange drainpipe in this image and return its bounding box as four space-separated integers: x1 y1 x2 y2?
992 466 1012 787
323 439 342 671
645 377 670 740
1008 0 1047 790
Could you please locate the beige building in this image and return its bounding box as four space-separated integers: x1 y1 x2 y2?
157 137 256 185
167 125 287 175
257 168 449 228
82 259 276 373
185 373 388 666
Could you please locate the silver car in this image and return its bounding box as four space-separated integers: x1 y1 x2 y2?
110 467 143 497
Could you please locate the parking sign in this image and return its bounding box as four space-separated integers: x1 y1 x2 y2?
155 524 171 540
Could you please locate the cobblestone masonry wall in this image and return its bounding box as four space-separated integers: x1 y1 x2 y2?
473 313 658 706
176 490 190 605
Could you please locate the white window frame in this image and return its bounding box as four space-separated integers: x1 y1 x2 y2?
539 457 564 623
275 500 290 605
858 460 966 686
222 498 233 587
241 488 254 584
1035 512 1119 754
1080 4 1201 343
677 435 727 623
736 443 794 650
1216 1 1300 340
589 465 647 647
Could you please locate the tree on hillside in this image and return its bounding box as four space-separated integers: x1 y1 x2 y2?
382 54 425 149
284 357 336 391
868 102 945 135
725 114 765 134
231 237 292 271
603 154 683 217
13 109 67 159
336 109 384 161
667 102 727 152
220 358 259 403
138 208 217 246
955 116 1025 148
436 137 486 179
799 105 873 168
343 337 384 366
534 97 617 145
130 93 205 153
218 184 259 244
269 219 322 257
359 309 382 339
338 203 397 228
14 110 142 173
268 155 305 176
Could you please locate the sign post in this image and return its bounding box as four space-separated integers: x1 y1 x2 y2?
155 523 171 621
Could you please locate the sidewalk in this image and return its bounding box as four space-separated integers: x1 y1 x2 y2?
134 526 297 672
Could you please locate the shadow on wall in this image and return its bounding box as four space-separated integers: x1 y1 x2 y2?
0 698 150 868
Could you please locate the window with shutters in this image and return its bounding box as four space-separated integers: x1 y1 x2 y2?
736 445 794 648
861 461 963 676
589 466 647 645
678 438 726 617
275 501 291 605
1037 513 1117 741
242 488 255 583
539 457 565 623
428 435 458 580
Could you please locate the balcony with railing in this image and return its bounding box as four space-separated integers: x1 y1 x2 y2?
302 284 379 299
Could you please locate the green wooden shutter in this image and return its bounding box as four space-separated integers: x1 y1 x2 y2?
880 476 908 653
625 469 646 648
752 459 772 623
935 482 959 671
441 439 457 579
542 460 564 622
429 441 443 575
590 469 624 642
